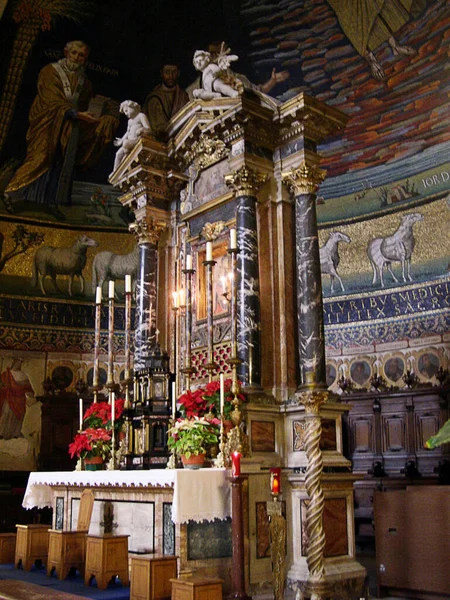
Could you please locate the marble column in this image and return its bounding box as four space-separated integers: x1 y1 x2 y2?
225 166 267 391
283 164 327 389
283 163 328 599
129 216 166 370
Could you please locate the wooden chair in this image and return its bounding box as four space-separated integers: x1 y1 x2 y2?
47 488 94 580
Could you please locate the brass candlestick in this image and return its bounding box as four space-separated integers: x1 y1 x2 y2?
267 494 286 600
214 414 226 468
182 263 196 391
166 415 177 470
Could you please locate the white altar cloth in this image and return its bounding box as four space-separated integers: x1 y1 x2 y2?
23 469 231 524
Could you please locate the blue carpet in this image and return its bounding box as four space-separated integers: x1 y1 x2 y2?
0 564 130 600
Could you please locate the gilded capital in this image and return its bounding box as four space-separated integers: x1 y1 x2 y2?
282 164 326 196
296 388 329 415
225 165 268 197
129 217 166 245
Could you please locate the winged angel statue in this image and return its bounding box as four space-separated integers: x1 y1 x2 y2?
192 43 244 100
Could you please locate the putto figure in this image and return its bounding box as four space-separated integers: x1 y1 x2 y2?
192 46 241 100
111 100 150 173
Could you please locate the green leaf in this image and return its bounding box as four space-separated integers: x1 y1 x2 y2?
425 418 450 449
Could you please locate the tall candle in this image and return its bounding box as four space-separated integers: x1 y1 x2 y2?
230 228 237 250
111 392 115 425
79 398 83 431
231 451 241 477
172 381 176 419
109 280 114 299
95 286 102 304
219 373 225 415
206 241 213 262
125 274 131 293
172 291 178 307
186 254 192 270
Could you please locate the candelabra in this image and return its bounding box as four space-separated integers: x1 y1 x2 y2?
122 278 132 408
182 257 196 391
204 244 217 383
225 239 249 459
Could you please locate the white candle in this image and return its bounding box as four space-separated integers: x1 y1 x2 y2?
79 398 83 431
230 228 237 250
125 274 131 293
206 241 213 262
172 381 176 419
111 392 115 425
178 288 185 307
95 286 102 304
186 254 192 270
172 291 178 307
109 280 115 299
220 373 224 416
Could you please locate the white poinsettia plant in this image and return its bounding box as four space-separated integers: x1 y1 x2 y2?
166 416 219 459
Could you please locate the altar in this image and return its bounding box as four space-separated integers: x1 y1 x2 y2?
23 469 233 583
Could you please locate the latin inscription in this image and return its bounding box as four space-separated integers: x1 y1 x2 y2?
324 281 450 326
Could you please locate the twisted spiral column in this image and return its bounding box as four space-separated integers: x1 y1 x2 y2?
303 407 325 580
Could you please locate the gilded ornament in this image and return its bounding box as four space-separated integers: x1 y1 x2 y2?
186 135 229 171
201 221 225 241
282 164 326 196
225 165 268 196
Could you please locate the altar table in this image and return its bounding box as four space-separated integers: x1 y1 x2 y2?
23 469 231 525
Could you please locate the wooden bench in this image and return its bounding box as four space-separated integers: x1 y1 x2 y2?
130 554 177 600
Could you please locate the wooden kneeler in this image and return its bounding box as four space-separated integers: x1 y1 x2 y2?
47 488 94 580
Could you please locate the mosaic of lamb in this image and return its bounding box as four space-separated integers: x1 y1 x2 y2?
31 235 98 296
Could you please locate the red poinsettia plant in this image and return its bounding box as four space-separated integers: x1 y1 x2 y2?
178 378 246 420
82 399 125 431
69 427 112 460
68 399 126 461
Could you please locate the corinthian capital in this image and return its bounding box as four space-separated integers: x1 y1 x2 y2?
225 165 268 197
282 163 326 196
129 217 167 245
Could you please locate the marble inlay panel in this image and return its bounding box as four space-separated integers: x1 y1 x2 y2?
163 502 175 555
187 518 232 560
71 498 155 553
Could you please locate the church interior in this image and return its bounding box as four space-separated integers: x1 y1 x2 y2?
0 1 449 599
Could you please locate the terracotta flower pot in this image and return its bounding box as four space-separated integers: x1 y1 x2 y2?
181 453 206 469
84 455 104 471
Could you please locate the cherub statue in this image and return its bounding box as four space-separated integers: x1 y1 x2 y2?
192 45 241 100
111 100 150 173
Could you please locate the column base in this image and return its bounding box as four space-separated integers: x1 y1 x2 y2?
287 559 367 600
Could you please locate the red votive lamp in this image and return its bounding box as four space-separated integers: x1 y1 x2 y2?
270 468 281 495
231 451 241 477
